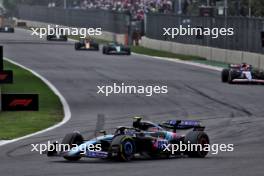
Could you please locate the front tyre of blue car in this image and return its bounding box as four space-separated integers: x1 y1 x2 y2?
110 135 135 161
61 132 84 161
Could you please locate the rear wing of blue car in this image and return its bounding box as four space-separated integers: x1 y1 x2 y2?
160 120 205 132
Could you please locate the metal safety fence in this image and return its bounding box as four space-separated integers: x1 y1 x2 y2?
146 13 264 54
17 5 130 34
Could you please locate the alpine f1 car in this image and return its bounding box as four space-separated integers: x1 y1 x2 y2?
102 42 131 55
47 117 210 161
46 34 68 41
0 25 14 33
222 63 264 84
75 38 99 51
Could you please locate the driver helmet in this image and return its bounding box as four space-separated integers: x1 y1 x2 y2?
241 63 248 70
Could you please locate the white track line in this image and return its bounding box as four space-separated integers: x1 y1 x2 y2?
0 58 71 147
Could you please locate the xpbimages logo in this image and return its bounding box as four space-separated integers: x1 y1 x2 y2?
163 25 234 39
31 25 102 38
31 141 102 155
97 82 168 96
162 141 234 155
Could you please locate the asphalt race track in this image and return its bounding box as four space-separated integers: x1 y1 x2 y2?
0 29 264 176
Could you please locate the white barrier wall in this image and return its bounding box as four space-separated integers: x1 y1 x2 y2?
15 19 264 69
141 36 264 69
15 19 126 44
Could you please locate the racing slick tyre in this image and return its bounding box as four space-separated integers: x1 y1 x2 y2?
184 131 210 158
102 47 109 54
46 35 52 41
110 135 135 161
61 36 68 41
94 44 99 51
75 43 81 50
61 132 84 161
127 49 131 55
222 69 229 82
228 70 239 84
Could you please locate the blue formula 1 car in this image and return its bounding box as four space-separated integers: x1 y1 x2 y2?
47 117 210 161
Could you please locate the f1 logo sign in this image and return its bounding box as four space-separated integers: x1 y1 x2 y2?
9 99 33 107
0 70 13 84
1 94 39 111
0 74 7 80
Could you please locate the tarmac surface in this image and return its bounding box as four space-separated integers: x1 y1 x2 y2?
0 29 263 176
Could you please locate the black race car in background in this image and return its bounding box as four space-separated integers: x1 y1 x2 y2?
75 38 99 50
46 34 68 41
0 25 14 33
222 63 264 84
47 117 210 161
102 42 131 55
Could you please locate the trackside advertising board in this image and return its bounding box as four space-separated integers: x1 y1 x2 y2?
0 46 13 84
0 70 13 84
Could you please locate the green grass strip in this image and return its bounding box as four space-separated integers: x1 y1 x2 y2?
0 60 63 140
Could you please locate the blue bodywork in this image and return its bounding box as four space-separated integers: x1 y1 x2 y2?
64 134 114 159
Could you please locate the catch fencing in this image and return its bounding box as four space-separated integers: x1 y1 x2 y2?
16 5 264 54
146 13 264 54
17 5 130 34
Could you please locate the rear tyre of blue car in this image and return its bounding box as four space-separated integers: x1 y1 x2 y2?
110 135 135 161
184 131 210 158
61 132 84 161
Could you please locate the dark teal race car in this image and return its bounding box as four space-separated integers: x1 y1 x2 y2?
0 25 14 33
102 42 131 55
47 117 209 161
46 34 67 41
